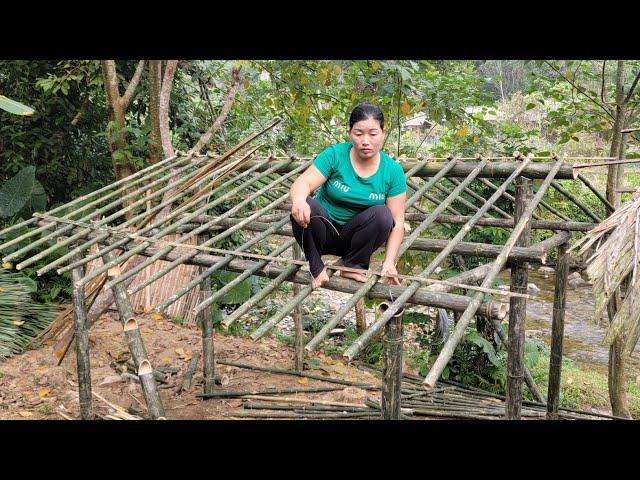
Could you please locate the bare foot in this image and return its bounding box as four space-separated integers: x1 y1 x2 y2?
311 267 330 290
340 269 368 283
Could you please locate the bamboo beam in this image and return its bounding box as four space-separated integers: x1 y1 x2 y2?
547 243 570 419
506 176 532 420
423 155 566 389
245 159 578 180
70 252 93 420
477 178 543 221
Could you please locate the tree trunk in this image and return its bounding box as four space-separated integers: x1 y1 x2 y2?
148 60 163 164
159 61 178 158
605 60 632 418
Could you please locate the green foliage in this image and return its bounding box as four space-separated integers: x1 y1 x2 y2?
0 94 34 115
210 270 252 305
0 166 36 218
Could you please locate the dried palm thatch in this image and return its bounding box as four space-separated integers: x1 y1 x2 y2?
571 189 640 354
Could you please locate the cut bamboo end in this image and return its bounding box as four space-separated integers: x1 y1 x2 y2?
377 302 405 318
138 360 153 376
123 318 139 331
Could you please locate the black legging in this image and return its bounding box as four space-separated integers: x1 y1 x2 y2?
290 196 395 278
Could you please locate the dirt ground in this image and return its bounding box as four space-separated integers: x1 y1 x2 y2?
0 309 385 420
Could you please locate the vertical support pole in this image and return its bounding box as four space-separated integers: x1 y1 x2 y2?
292 243 304 372
506 176 532 419
381 304 404 420
547 243 569 419
355 298 367 334
200 233 216 393
70 252 93 420
101 250 165 419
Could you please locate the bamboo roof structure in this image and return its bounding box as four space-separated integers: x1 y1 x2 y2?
0 131 620 419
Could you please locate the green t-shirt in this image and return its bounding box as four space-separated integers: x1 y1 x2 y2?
312 142 407 225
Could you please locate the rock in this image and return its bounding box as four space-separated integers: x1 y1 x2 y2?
568 277 589 289
527 283 541 293
568 271 582 281
538 266 554 274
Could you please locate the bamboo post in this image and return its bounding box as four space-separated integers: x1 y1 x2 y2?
101 250 165 419
70 252 93 420
199 234 216 394
381 304 404 420
506 176 532 419
292 243 304 372
547 243 570 419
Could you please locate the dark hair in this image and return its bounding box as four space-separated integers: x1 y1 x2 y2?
349 104 384 131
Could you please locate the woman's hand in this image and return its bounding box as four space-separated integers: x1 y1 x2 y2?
291 200 311 228
380 261 401 286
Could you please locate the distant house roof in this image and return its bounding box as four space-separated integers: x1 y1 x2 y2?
402 113 433 128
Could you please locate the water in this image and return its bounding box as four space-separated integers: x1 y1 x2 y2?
497 269 640 378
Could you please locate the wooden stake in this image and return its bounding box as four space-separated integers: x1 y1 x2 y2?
506 176 532 420
70 252 93 420
547 243 569 419
199 234 215 394
292 243 304 372
381 305 404 420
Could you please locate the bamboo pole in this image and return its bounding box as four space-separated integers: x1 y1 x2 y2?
126 191 290 296
344 156 517 361
423 155 566 389
477 177 543 221
43 147 261 277
56 156 279 276
551 180 602 222
70 252 93 420
381 305 404 420
0 154 180 249
447 177 513 219
2 154 197 263
198 386 349 398
245 159 578 180
576 173 616 212
155 215 293 312
78 159 305 289
547 243 570 419
506 176 532 420
292 243 304 372
102 250 165 419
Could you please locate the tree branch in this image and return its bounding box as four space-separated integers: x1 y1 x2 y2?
624 69 640 105
189 66 242 155
71 95 90 126
159 60 179 158
601 60 608 104
120 60 146 110
545 60 614 121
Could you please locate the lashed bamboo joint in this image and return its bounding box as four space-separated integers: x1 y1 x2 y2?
0 143 611 420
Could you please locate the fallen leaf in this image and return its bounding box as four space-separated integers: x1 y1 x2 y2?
38 390 50 398
13 320 25 326
298 378 309 385
18 411 33 418
567 378 574 385
160 357 172 365
2 262 12 269
151 313 163 322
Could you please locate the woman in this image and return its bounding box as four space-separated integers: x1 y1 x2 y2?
289 104 407 290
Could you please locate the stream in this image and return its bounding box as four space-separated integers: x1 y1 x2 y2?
497 269 640 380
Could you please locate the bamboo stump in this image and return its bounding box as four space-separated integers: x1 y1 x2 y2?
506 176 532 419
547 243 569 419
101 250 165 419
292 244 304 372
200 234 216 393
71 253 93 420
381 305 404 420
